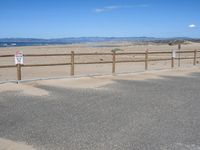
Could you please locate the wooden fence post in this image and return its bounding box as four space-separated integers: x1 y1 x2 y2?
17 64 22 81
145 50 148 70
194 50 197 66
171 50 175 68
178 44 181 67
71 51 75 76
112 51 116 74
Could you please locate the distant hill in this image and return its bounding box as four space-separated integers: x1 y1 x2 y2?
0 37 159 43
0 37 200 47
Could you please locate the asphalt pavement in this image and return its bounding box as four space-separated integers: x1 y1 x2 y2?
1 71 200 150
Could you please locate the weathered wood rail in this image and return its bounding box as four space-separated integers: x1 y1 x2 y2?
0 50 199 81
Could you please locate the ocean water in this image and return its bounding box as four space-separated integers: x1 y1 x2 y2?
0 42 72 47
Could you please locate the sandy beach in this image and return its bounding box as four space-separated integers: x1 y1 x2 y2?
0 42 200 81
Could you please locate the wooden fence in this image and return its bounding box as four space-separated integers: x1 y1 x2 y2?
0 50 199 81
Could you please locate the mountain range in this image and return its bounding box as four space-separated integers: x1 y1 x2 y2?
0 37 200 47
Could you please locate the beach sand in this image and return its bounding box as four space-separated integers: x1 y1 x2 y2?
0 42 200 81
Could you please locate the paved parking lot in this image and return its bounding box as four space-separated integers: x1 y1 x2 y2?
1 69 200 150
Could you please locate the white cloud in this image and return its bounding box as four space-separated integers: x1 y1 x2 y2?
95 5 120 13
94 4 149 13
189 24 196 28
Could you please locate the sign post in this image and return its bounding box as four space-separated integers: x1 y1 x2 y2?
15 51 23 81
172 49 176 58
171 49 176 68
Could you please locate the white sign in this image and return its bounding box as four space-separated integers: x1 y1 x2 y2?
15 51 23 64
172 50 176 58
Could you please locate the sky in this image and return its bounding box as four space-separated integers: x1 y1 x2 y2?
0 0 200 38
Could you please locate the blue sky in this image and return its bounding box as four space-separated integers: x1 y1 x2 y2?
0 0 199 38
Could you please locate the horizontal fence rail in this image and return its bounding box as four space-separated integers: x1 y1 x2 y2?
0 50 199 81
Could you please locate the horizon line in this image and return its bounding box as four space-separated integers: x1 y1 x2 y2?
0 36 200 39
